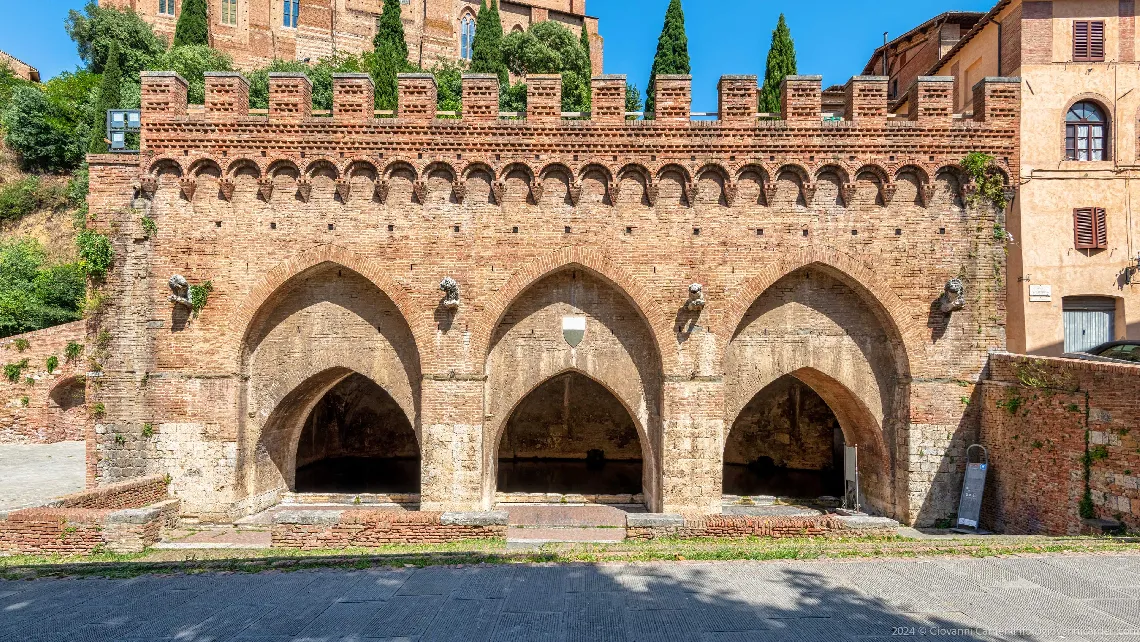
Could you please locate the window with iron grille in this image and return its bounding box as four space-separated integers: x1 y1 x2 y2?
1065 101 1107 161
1073 20 1105 62
1073 207 1107 249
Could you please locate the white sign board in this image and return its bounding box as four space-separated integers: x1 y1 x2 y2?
1029 284 1052 302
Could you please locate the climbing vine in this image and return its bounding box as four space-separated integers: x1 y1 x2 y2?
4 359 29 383
189 280 214 316
140 215 157 238
77 229 113 280
961 152 1008 211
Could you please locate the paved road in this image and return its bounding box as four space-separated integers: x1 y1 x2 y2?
4 554 1140 641
0 441 84 511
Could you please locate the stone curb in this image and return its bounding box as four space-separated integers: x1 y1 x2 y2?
271 509 345 525
105 499 180 525
626 514 684 528
440 511 509 526
836 515 901 530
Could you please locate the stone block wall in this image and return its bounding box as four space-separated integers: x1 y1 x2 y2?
981 353 1140 534
0 321 87 444
625 513 898 540
83 71 1019 525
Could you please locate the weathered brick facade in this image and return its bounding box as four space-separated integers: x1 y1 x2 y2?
981 353 1140 535
83 69 1019 526
0 321 87 444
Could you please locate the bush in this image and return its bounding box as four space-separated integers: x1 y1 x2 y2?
145 45 234 104
3 87 83 173
0 177 70 221
76 229 113 280
0 240 85 338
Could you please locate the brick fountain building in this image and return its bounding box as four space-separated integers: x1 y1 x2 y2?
77 70 1020 531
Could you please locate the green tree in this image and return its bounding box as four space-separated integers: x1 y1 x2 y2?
173 0 210 47
3 72 99 173
89 41 123 154
501 21 591 112
0 239 85 338
471 0 507 85
371 0 410 110
625 83 642 119
645 0 689 117
580 21 593 76
66 2 165 78
759 14 797 114
144 45 234 104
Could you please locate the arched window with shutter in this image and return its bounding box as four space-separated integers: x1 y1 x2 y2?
1065 101 1107 161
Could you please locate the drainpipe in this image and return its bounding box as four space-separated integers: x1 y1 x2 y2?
994 19 1003 76
882 32 889 76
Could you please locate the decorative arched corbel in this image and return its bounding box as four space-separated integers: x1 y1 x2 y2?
920 183 937 208
334 178 351 202
880 181 898 205
723 181 738 207
801 182 818 205
490 180 505 205
683 181 698 207
762 183 778 207
138 175 158 199
452 179 466 204
296 177 312 202
567 180 583 206
412 180 427 204
374 178 389 204
607 181 621 205
257 177 274 202
178 177 197 201
839 183 857 207
529 180 544 204
218 178 236 201
645 182 658 206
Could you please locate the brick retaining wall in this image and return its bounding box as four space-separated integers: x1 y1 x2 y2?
981 353 1140 534
0 321 87 444
271 509 508 549
0 475 177 554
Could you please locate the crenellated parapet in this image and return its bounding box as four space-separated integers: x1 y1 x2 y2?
135 71 1020 211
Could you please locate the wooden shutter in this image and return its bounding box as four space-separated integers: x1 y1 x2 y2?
1074 21 1106 61
1074 207 1108 249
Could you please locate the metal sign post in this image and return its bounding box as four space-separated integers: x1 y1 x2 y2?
953 444 990 534
843 445 860 512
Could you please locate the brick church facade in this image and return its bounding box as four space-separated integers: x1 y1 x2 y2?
98 0 603 73
76 68 1021 527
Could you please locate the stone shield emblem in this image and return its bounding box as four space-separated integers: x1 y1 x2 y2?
562 316 586 347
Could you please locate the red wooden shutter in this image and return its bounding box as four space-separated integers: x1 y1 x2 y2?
1074 207 1108 249
1074 208 1096 248
1090 21 1106 61
1075 21 1090 60
1094 207 1108 247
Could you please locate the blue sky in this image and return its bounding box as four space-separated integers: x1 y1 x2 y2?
3 0 996 110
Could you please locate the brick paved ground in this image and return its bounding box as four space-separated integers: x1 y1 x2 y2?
0 441 84 511
5 554 1140 641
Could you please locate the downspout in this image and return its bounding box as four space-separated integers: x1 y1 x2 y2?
994 19 1003 76
420 0 427 68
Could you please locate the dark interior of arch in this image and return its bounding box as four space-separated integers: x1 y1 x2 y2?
497 372 642 495
723 376 845 500
294 374 419 494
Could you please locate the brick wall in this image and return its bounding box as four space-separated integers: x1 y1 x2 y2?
626 514 897 541
981 353 1140 534
271 510 507 548
84 71 1019 525
0 321 87 444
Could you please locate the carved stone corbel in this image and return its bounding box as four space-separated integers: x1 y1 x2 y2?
801 182 818 205
218 178 236 201
567 181 583 206
138 176 158 199
439 277 460 310
920 184 937 208
686 283 706 311
490 180 505 205
723 181 738 207
683 182 698 206
839 183 858 207
374 178 389 203
762 184 778 206
529 181 544 204
296 177 312 202
880 182 898 205
335 178 351 202
179 177 197 201
451 179 466 204
412 180 427 204
257 178 274 202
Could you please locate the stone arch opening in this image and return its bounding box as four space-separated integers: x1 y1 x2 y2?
496 370 645 498
237 262 421 508
483 266 664 510
724 265 908 517
294 372 421 494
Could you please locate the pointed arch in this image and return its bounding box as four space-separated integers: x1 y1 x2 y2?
470 246 676 372
227 244 425 371
719 246 923 375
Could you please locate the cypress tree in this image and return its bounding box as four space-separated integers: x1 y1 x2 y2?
471 0 507 86
173 0 210 47
644 0 689 117
759 14 798 114
89 41 123 154
580 20 592 75
371 0 409 110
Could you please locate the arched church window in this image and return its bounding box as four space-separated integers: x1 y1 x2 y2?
460 14 476 60
1065 101 1107 161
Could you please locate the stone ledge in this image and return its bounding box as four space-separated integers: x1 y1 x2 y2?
105 499 180 524
627 513 684 528
836 515 901 530
441 511 508 526
272 509 345 525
